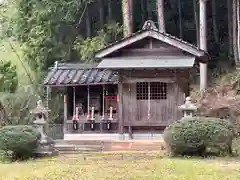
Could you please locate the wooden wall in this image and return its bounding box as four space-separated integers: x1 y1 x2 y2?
107 37 189 58
119 69 187 127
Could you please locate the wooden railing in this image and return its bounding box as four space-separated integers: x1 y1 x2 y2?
46 124 64 140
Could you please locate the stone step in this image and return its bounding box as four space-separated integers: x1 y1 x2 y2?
55 140 165 153
55 144 102 152
59 151 90 155
102 141 165 151
55 140 103 146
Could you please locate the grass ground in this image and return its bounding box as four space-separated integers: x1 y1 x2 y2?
1 153 240 180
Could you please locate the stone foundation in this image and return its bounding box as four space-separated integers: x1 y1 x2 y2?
64 133 163 141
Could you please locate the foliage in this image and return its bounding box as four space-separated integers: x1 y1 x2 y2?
0 0 15 40
232 137 240 155
0 60 18 93
73 22 123 62
192 74 240 131
0 85 39 125
73 35 104 63
44 88 64 124
0 125 41 160
15 0 124 78
163 117 238 157
15 0 91 74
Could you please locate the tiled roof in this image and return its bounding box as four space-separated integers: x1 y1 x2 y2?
43 63 118 86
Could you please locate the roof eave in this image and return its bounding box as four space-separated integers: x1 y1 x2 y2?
149 31 206 58
95 30 150 59
43 82 117 87
96 67 194 70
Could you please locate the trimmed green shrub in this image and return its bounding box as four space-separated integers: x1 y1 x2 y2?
0 125 41 160
163 117 238 157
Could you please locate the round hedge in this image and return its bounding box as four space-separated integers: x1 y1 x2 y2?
163 117 238 156
0 125 41 160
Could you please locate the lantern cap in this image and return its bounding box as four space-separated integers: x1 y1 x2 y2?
30 100 50 114
178 97 198 111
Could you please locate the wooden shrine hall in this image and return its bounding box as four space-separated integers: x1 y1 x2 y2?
43 20 208 140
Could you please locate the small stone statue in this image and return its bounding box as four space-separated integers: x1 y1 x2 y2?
179 97 198 118
77 102 84 116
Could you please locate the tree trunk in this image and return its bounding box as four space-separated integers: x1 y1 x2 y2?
228 0 233 57
199 0 208 92
0 101 7 126
193 0 200 46
237 0 240 62
107 0 112 22
146 0 152 19
178 0 183 38
233 0 239 65
156 0 165 32
141 0 145 25
211 0 219 44
99 0 104 27
85 8 91 37
122 0 133 37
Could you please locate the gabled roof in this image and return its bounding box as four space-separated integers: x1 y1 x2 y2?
95 20 207 59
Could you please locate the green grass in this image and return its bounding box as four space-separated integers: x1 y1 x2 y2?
1 154 240 180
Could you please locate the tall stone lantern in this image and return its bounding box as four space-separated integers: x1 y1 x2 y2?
30 100 58 156
178 97 198 118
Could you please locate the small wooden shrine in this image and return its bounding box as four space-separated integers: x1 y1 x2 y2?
43 20 208 139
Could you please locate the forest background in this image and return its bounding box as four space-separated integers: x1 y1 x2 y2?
0 0 240 124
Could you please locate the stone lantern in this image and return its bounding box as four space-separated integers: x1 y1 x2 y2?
178 97 198 118
30 100 58 156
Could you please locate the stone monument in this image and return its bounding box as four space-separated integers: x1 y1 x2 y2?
178 97 198 118
30 100 58 156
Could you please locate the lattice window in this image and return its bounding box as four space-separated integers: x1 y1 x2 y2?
136 82 167 100
150 82 167 100
136 82 148 100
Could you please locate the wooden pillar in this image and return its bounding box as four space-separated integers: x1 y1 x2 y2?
73 87 76 115
45 86 50 133
199 0 207 93
87 85 90 119
102 85 105 120
63 93 68 134
118 82 124 134
147 82 151 120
